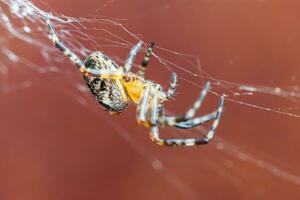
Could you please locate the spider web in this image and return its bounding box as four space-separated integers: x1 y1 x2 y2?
1 0 300 199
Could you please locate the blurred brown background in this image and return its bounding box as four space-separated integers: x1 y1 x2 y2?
1 0 300 199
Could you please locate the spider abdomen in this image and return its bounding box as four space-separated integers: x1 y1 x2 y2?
83 52 128 113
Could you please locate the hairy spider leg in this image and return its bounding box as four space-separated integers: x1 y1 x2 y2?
124 41 143 72
137 42 155 77
149 95 225 146
46 16 130 80
160 81 211 126
166 72 178 99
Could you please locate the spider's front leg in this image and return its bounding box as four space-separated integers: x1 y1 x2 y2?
124 41 143 72
124 41 154 77
137 42 155 77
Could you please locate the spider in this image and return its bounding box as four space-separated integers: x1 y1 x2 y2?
45 16 225 147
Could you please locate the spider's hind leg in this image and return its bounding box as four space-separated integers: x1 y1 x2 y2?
174 111 217 129
150 95 225 147
45 16 85 70
46 16 129 80
173 94 225 130
161 81 211 126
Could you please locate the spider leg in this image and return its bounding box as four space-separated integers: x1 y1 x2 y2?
124 41 143 72
173 111 217 129
149 95 225 146
166 72 178 99
46 16 85 70
136 85 152 126
149 126 208 146
137 42 155 77
160 81 211 126
46 16 130 80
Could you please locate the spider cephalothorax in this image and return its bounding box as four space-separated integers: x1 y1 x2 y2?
83 52 128 113
46 16 225 147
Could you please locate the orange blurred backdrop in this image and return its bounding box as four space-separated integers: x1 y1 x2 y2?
1 0 300 199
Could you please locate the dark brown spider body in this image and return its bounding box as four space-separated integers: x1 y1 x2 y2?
83 52 128 113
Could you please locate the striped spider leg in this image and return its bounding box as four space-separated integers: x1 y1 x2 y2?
137 83 224 147
154 95 224 147
161 81 213 126
46 16 165 82
46 15 135 80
